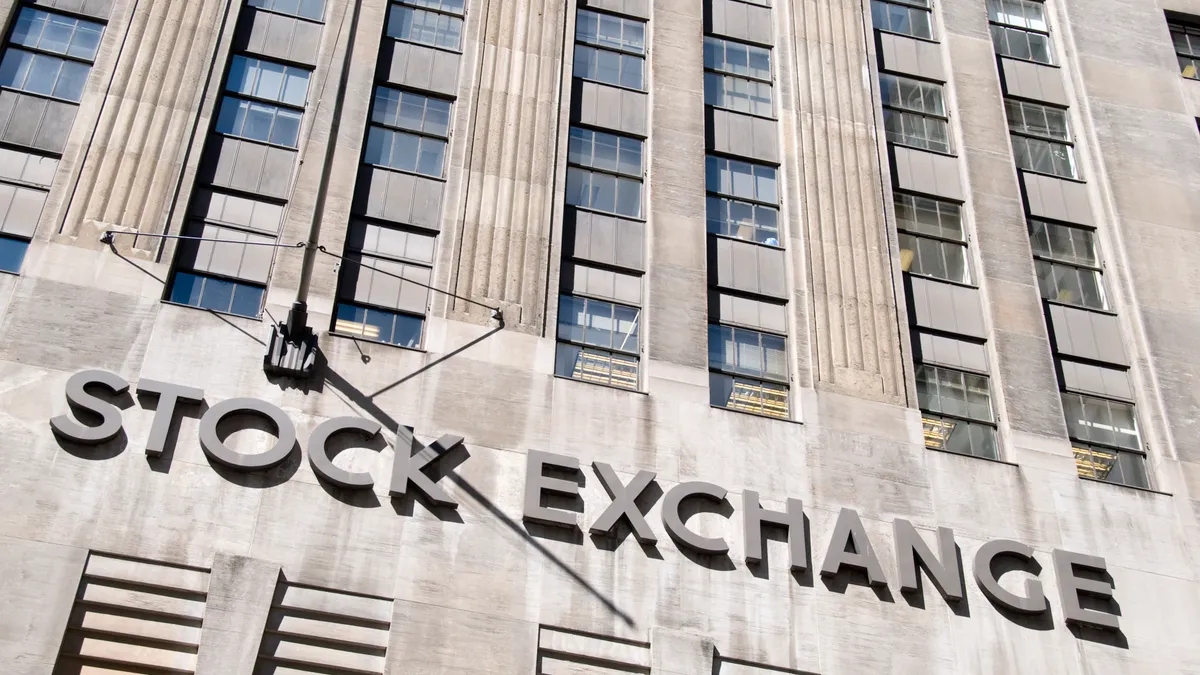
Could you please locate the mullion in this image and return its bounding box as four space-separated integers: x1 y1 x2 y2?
2 42 97 67
16 0 109 27
896 226 964 246
703 66 771 86
575 10 645 58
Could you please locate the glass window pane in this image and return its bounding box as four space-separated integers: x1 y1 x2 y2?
226 56 254 96
0 49 34 90
198 276 235 313
364 125 390 166
24 53 61 96
392 314 423 348
169 271 205 307
424 97 451 136
39 14 75 55
390 131 420 172
590 172 617 212
270 107 302 147
241 101 276 142
280 68 310 106
416 137 445 177
68 22 104 61
230 283 264 318
616 177 641 218
254 61 286 101
52 59 89 101
0 236 30 273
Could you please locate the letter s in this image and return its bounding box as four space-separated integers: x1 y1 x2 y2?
49 369 129 445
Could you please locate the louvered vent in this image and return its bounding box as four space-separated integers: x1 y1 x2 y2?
254 578 392 674
53 552 210 674
537 625 651 674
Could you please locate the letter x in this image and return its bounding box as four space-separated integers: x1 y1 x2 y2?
389 426 463 509
589 461 658 545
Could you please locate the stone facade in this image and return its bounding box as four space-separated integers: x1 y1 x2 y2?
0 0 1198 671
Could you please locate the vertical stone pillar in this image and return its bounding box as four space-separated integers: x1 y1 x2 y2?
194 553 281 675
448 0 568 332
792 0 908 404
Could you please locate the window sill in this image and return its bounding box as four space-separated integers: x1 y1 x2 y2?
0 267 20 277
572 75 646 96
0 84 84 106
328 329 427 354
704 103 777 123
567 203 646 223
160 299 264 322
213 131 300 153
710 404 801 425
902 271 977 290
244 4 327 24
553 374 647 395
887 140 957 160
1015 166 1085 184
390 36 463 56
1078 476 1172 497
709 232 785 251
873 27 939 46
705 148 782 169
366 161 447 183
925 445 1018 467
1041 298 1118 317
993 51 1059 69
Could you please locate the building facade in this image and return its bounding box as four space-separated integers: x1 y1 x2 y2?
0 0 1199 670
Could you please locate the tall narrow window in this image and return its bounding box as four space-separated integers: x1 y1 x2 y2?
565 126 644 218
879 73 951 153
708 324 789 419
573 9 645 90
895 193 971 284
387 1 464 51
703 36 773 117
1005 98 1077 179
987 0 1053 64
556 295 641 389
0 5 106 274
363 86 451 178
214 56 311 148
333 220 434 349
1169 19 1200 79
1029 219 1106 310
870 0 933 40
1062 392 1149 489
916 364 998 459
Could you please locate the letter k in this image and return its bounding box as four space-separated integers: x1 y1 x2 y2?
389 426 463 509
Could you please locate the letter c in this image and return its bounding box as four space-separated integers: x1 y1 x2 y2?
974 539 1049 614
50 369 129 445
199 398 297 471
307 417 383 489
662 481 730 554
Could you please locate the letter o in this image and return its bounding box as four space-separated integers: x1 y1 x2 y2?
199 398 297 471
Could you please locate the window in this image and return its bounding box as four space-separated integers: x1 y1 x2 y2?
565 168 642 218
704 37 771 81
915 364 998 459
0 49 91 101
1029 220 1106 310
226 56 310 106
987 0 1053 64
1062 392 1149 488
572 8 646 91
1005 99 1069 141
373 87 452 138
870 0 933 40
0 234 29 274
708 324 789 418
1004 98 1076 178
247 0 327 20
705 156 777 205
576 10 645 54
879 73 950 153
702 37 773 117
168 271 265 318
10 8 104 60
704 72 773 117
894 193 970 284
1170 20 1200 79
215 57 311 148
565 127 644 218
556 295 640 390
363 87 450 178
568 127 643 177
706 196 779 245
388 3 464 51
334 303 424 348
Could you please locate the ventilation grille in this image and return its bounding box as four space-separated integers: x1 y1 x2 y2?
254 579 392 675
53 552 210 675
537 625 651 674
